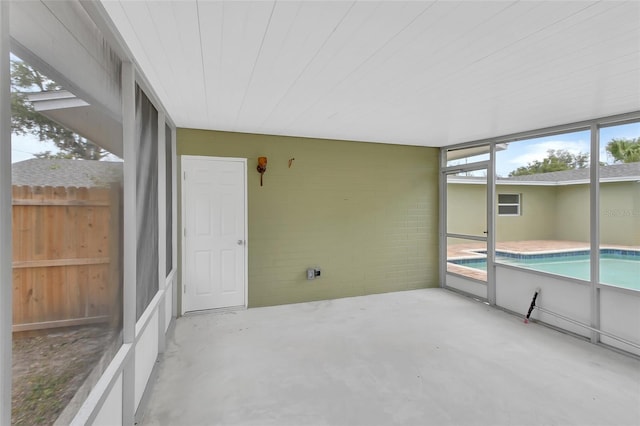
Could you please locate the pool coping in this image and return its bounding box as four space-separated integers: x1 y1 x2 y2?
448 247 640 264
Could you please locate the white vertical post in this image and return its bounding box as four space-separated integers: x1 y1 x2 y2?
589 123 600 343
121 61 137 426
157 112 166 353
0 2 13 425
438 148 447 288
171 127 178 319
487 143 497 305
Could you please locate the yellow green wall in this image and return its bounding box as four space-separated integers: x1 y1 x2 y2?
178 129 440 307
555 185 589 242
496 185 557 241
448 181 639 246
546 182 638 245
446 184 557 241
556 182 640 246
600 181 640 246
446 184 486 236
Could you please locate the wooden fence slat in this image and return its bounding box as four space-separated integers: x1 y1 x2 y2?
12 316 110 333
12 257 110 268
11 184 121 331
12 200 110 206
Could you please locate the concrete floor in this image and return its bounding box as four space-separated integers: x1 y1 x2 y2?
141 289 640 426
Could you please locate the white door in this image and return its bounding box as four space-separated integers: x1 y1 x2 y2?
182 156 247 313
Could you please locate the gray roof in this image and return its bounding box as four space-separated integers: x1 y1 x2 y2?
498 162 640 183
12 159 122 188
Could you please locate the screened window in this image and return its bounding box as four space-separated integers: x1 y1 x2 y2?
135 85 159 320
598 121 640 290
165 123 173 277
10 52 123 424
498 193 521 216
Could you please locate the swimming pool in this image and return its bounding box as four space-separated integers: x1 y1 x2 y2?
450 249 640 290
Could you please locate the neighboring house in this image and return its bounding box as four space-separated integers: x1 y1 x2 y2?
11 158 123 188
447 162 640 246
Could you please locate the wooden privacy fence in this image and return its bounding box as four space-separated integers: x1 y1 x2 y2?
12 185 121 332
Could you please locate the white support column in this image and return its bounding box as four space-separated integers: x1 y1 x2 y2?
157 112 166 354
589 123 600 343
0 3 13 425
438 148 447 288
121 61 137 426
487 143 497 305
171 126 178 319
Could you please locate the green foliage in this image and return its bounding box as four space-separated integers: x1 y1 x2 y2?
508 149 589 177
10 60 107 160
605 138 640 163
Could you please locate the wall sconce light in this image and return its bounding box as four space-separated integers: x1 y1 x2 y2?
257 157 267 186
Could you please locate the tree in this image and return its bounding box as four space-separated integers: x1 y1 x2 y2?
11 59 107 160
605 138 640 164
508 149 589 177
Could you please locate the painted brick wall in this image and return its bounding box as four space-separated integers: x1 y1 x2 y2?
177 129 439 307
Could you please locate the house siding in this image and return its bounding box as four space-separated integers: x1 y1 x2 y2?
177 129 439 308
498 185 557 241
555 185 589 242
600 182 639 246
446 183 487 237
448 181 639 247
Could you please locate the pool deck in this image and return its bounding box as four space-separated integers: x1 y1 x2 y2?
447 240 639 281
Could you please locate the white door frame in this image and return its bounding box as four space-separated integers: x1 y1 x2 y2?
180 155 248 314
440 159 495 303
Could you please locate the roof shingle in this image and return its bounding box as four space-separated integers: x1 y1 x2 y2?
11 159 122 188
499 162 640 183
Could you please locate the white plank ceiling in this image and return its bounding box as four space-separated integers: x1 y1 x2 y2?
101 0 640 147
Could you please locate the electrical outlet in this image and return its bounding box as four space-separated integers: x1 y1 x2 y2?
307 268 321 280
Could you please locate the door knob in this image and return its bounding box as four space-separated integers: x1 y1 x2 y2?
237 240 244 246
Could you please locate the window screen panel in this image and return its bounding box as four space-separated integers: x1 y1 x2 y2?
165 123 173 277
135 85 159 320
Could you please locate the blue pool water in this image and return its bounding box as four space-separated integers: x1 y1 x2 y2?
450 250 640 290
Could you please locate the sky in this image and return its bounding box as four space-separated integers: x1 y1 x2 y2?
10 51 62 163
11 134 60 163
448 121 640 177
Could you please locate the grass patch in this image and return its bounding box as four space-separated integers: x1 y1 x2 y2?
14 372 75 425
12 326 116 425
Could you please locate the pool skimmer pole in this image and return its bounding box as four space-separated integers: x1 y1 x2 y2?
524 287 541 324
523 288 640 350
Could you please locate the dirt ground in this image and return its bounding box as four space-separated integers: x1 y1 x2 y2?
12 325 117 425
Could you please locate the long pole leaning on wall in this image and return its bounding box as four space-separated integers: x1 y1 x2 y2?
0 2 13 425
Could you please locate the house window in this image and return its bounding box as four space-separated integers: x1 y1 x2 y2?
498 193 521 216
